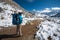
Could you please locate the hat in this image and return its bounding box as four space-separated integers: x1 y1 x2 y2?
18 10 23 13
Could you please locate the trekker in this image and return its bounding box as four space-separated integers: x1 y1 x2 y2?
12 10 23 36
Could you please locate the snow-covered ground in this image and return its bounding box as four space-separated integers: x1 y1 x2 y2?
21 18 43 25
0 2 43 27
36 17 60 40
0 2 13 27
0 2 19 27
0 2 60 40
32 9 60 40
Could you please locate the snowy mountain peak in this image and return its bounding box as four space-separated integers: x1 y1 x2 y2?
32 7 60 16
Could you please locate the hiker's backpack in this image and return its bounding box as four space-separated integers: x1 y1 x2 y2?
12 14 23 25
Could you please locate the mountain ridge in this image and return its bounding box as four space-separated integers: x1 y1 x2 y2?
51 12 60 17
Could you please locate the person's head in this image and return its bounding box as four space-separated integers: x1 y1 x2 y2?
18 10 23 15
14 10 16 13
18 12 22 15
14 10 19 14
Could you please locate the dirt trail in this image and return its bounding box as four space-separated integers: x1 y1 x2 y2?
0 20 41 40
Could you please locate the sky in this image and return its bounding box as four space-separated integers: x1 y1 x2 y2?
13 0 60 11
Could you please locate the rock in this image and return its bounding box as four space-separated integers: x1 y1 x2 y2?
0 7 3 12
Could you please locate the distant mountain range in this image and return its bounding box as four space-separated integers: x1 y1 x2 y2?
32 9 60 17
51 13 60 17
40 10 60 16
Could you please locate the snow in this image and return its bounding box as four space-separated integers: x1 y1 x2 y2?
0 2 60 40
34 8 60 40
52 7 60 10
32 8 60 40
36 17 60 40
21 18 43 25
0 2 26 27
33 7 60 13
32 7 60 16
40 8 51 13
0 2 42 27
0 2 15 27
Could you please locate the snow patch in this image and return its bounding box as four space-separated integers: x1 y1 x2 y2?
36 18 60 40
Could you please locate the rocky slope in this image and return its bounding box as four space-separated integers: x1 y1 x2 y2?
0 0 33 17
0 0 34 27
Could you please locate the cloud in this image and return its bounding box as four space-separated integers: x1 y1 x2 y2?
32 8 51 13
33 9 36 11
40 8 51 13
51 7 60 10
32 7 60 13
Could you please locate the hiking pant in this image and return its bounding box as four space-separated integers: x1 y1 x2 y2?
16 24 22 35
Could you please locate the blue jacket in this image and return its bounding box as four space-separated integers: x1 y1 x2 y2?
12 14 23 25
